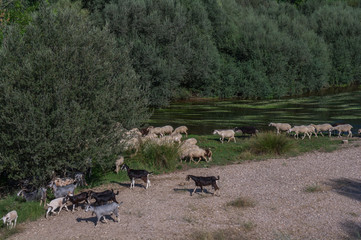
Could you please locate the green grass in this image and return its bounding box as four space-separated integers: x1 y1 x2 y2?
304 184 323 193
0 195 45 239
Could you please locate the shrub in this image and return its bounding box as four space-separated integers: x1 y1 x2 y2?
248 132 295 155
227 197 256 208
130 142 180 172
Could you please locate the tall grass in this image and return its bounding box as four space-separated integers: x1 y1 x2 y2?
129 142 180 173
248 132 295 155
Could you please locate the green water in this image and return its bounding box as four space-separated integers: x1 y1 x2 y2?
149 90 361 135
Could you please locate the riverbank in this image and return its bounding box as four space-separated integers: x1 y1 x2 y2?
7 139 361 240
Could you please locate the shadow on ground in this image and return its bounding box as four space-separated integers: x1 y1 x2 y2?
111 181 146 189
340 220 361 240
76 215 118 226
173 188 213 196
325 178 361 201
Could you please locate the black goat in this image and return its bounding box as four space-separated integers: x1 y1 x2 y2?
64 192 90 212
121 164 152 189
89 189 119 206
234 126 259 135
186 175 220 196
17 187 47 206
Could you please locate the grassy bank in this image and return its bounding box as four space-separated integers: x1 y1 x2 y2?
0 132 352 238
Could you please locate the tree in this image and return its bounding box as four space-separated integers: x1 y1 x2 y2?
0 0 150 186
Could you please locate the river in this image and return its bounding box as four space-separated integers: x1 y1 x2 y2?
149 89 361 135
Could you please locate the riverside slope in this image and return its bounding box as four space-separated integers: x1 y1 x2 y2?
10 141 361 240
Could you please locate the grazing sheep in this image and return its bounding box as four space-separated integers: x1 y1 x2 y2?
186 175 220 196
160 132 183 145
329 124 353 138
182 138 197 146
173 126 188 137
268 123 291 135
288 125 312 139
309 123 333 137
160 125 174 136
147 126 163 136
45 197 69 218
115 156 125 174
2 210 18 229
180 145 212 164
148 125 173 137
212 130 236 143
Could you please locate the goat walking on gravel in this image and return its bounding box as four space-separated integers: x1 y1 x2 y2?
121 164 152 189
186 175 220 196
85 202 121 226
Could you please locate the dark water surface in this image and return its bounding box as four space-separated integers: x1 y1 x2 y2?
149 90 361 135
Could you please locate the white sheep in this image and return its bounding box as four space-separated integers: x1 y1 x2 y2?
288 125 312 139
45 197 69 218
2 210 18 229
115 156 125 174
358 129 361 135
212 130 236 143
173 126 188 137
182 138 197 146
329 124 353 138
160 125 174 136
180 145 212 164
309 123 333 137
269 123 291 135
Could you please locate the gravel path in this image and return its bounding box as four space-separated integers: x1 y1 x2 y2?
9 141 361 240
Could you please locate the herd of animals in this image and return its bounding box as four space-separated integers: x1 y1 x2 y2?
2 122 361 228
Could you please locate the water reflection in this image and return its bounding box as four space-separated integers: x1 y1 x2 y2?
149 90 361 135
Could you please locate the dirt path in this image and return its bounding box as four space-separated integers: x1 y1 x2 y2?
9 142 361 240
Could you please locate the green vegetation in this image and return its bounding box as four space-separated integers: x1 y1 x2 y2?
226 197 256 208
0 195 44 238
248 132 295 155
304 184 323 193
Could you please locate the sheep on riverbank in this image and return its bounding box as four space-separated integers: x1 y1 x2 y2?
269 123 291 135
310 124 333 137
213 130 236 143
173 126 188 137
329 124 353 138
288 125 313 140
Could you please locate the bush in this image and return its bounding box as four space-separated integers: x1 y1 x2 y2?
248 132 295 155
0 0 150 187
129 142 180 172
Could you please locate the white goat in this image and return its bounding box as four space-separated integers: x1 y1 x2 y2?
288 125 312 139
309 123 333 137
329 124 353 138
269 123 291 135
2 210 18 229
213 130 236 143
173 126 188 137
115 156 125 174
45 197 69 218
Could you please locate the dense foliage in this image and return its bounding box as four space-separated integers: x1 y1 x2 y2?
1 0 361 188
0 1 150 187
